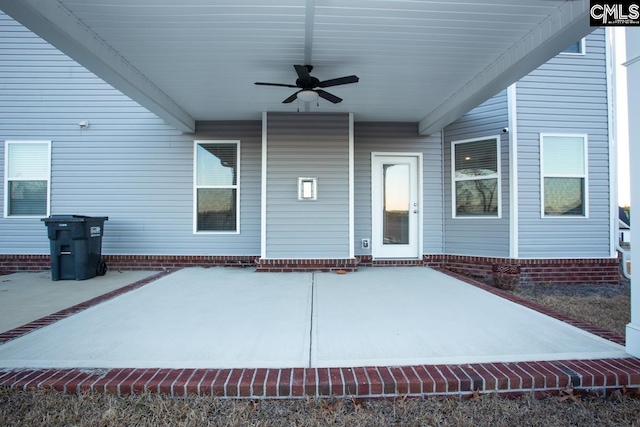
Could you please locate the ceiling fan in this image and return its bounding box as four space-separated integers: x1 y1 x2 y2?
255 65 359 104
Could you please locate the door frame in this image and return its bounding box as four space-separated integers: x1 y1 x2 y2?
371 152 423 259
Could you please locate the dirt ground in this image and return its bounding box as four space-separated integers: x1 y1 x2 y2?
1 277 638 426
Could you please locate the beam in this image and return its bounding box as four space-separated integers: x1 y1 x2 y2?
419 0 592 135
625 27 640 357
0 0 195 133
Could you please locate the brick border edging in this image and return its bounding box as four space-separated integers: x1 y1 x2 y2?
0 269 175 345
2 358 640 398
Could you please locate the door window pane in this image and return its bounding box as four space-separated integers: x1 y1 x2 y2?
383 163 409 244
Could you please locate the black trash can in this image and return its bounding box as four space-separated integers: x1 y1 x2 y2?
42 215 109 280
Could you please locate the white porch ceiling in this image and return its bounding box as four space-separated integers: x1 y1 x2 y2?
0 0 593 134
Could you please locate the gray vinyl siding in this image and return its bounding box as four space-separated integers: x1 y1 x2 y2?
265 113 350 259
353 123 443 255
442 90 510 257
0 12 262 256
516 28 611 258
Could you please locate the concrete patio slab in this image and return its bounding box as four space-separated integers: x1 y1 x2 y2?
0 270 157 333
0 268 313 369
0 267 627 371
312 268 627 367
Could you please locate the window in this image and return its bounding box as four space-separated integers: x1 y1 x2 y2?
4 141 50 217
452 137 500 218
194 141 239 232
561 39 585 55
541 134 588 217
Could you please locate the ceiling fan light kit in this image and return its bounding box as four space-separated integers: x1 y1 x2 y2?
255 65 359 104
296 90 319 102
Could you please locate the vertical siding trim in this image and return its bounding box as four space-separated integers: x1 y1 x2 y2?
348 113 355 258
507 84 519 257
605 29 617 258
261 112 267 258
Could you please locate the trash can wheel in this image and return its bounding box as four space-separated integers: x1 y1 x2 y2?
96 260 108 276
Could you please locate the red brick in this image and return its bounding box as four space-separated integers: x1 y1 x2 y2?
423 365 447 393
104 368 137 395
212 369 232 397
291 368 305 397
413 365 435 394
377 367 396 394
314 368 330 396
329 368 344 396
304 368 317 396
251 369 267 397
264 369 279 396
352 367 369 396
171 369 197 397
196 370 220 396
341 368 357 396
400 366 421 395
158 369 184 396
278 368 292 397
365 367 384 395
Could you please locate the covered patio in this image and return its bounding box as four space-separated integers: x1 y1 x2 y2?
0 267 637 397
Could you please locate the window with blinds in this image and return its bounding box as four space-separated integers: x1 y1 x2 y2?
541 134 588 217
194 141 239 232
452 137 500 218
5 141 50 217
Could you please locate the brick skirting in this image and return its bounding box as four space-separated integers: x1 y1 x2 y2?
255 258 359 272
2 359 640 398
0 254 620 285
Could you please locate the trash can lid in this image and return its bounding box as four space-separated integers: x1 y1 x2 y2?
42 215 109 222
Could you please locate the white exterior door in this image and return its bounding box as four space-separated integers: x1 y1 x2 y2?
371 154 421 259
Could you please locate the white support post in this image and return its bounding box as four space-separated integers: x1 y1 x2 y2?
625 28 640 357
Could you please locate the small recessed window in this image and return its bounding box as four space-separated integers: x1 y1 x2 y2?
561 39 585 55
541 134 588 217
4 141 51 217
193 141 240 233
451 137 501 218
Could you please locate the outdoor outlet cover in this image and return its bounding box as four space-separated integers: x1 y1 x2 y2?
362 239 370 249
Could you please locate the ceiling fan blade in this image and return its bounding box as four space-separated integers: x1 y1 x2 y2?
317 90 342 104
255 82 298 88
318 75 359 88
283 90 302 103
294 65 312 85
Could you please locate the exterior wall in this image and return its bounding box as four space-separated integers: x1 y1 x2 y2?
264 112 350 259
442 90 510 257
0 12 263 256
516 28 612 258
353 123 443 256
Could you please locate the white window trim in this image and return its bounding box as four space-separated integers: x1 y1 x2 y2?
4 140 51 218
560 38 586 56
540 133 589 219
193 140 241 234
451 135 502 219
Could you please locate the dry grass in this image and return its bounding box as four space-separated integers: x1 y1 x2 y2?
2 388 640 427
1 280 637 426
512 281 631 336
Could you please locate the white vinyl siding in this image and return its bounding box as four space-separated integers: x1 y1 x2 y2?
4 140 51 217
451 136 501 218
517 28 609 258
193 141 240 233
540 134 588 217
